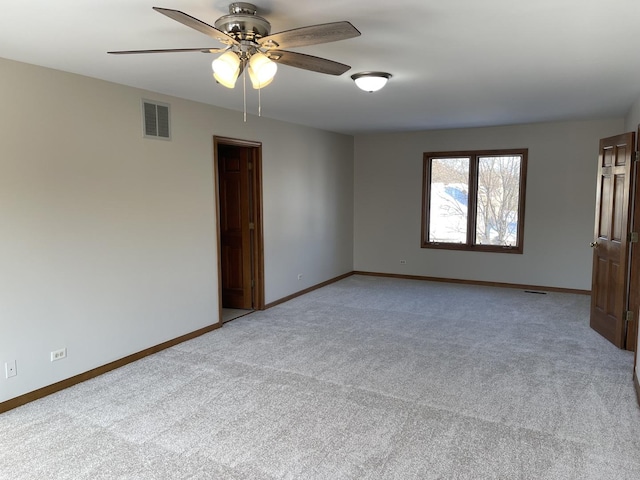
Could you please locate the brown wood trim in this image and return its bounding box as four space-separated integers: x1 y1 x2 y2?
353 271 591 295
251 146 265 310
420 156 431 247
635 369 640 408
214 136 262 148
629 127 640 353
213 138 223 321
265 272 354 309
264 270 590 309
0 321 222 415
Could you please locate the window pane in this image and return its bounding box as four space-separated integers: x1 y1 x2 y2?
429 157 469 243
475 155 522 246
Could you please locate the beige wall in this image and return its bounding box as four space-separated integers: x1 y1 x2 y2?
0 57 354 403
354 118 624 290
625 95 640 133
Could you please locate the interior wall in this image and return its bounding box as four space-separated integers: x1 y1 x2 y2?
625 95 640 133
262 128 354 302
354 118 623 291
0 57 354 403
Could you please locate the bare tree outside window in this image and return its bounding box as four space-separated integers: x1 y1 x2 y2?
422 149 527 254
475 156 521 246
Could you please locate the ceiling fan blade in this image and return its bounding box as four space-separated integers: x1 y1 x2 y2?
152 7 238 45
259 21 360 49
108 47 227 55
268 50 351 76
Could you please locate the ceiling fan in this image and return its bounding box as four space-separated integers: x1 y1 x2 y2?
108 3 361 90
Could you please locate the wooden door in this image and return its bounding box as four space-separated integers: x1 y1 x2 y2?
628 127 640 354
590 132 635 348
218 144 253 309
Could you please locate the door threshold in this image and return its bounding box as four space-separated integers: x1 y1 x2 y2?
222 308 253 323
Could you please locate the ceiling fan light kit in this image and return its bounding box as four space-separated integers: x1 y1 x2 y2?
212 51 241 88
351 72 392 92
109 3 362 118
247 52 277 89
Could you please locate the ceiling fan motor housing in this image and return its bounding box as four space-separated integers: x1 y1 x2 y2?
214 3 271 42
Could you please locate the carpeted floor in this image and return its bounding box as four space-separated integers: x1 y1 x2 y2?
1 275 639 479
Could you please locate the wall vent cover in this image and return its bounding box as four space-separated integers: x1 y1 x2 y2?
142 99 170 140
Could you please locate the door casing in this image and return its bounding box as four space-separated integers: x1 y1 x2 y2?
213 136 265 320
628 127 640 364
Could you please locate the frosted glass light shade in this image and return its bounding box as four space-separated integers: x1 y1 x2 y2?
248 52 277 89
212 52 241 88
351 72 392 92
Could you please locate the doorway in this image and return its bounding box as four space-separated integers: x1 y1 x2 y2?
214 136 265 323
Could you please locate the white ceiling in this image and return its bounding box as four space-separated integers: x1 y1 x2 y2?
1 0 639 135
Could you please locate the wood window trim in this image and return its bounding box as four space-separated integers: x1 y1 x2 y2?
421 148 528 254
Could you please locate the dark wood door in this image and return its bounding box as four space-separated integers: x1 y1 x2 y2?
590 132 635 348
628 127 640 353
218 144 253 309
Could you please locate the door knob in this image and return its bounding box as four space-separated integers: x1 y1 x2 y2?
590 241 599 248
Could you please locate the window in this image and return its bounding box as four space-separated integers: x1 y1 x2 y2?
421 148 527 253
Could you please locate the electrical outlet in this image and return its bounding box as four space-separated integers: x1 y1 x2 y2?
5 360 17 378
51 348 67 362
297 274 303 280
400 260 407 264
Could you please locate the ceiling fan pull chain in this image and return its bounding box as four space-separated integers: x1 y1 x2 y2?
258 85 262 117
243 62 247 123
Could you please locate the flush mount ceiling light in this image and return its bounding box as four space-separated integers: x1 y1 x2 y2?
351 72 392 92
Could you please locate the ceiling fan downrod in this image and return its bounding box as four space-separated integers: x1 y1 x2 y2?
229 2 259 15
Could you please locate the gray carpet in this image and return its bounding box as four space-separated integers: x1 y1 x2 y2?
1 275 639 479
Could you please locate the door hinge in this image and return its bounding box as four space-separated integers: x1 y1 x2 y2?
249 222 255 230
248 162 253 170
251 279 255 288
624 310 634 322
629 232 639 243
634 151 640 162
